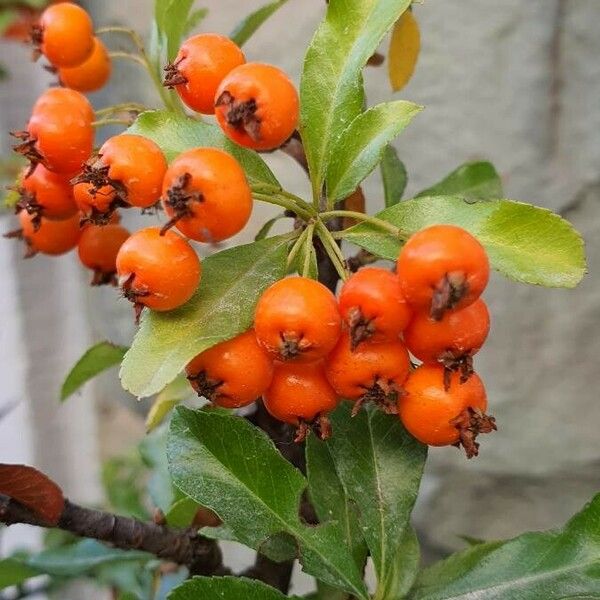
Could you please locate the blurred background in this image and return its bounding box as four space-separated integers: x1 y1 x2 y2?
0 0 599 597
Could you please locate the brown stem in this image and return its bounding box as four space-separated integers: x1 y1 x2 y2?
0 495 224 576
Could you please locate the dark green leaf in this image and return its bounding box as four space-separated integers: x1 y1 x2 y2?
326 101 421 204
120 234 291 398
230 1 289 47
385 527 420 598
343 195 587 288
306 435 367 567
412 495 600 599
61 342 127 401
255 214 287 241
416 161 503 200
25 540 149 577
381 145 408 206
323 403 426 597
127 111 278 187
168 407 369 599
0 558 38 590
169 576 302 600
300 0 411 200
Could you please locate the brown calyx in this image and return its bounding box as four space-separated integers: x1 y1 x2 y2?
294 413 332 443
430 273 469 321
438 351 474 390
11 130 43 175
450 406 497 459
3 228 37 259
71 156 129 224
277 332 308 361
15 188 43 231
346 306 376 350
353 381 400 417
30 24 43 61
163 58 187 89
215 90 261 141
160 172 203 236
186 370 223 404
91 270 118 287
121 273 150 325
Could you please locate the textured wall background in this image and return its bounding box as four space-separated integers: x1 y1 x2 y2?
0 0 599 596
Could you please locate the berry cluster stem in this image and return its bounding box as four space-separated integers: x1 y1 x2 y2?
320 209 405 238
315 219 349 282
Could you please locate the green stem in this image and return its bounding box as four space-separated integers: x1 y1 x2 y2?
320 210 404 238
286 227 310 269
315 220 349 282
252 192 313 220
92 118 133 128
109 51 147 69
301 223 316 278
95 102 148 117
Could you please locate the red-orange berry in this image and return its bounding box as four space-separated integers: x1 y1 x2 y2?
116 227 201 319
72 134 167 222
32 87 95 123
186 330 274 409
5 210 81 257
263 361 338 442
78 224 130 286
163 34 245 114
397 225 489 321
325 332 410 416
17 165 77 226
254 277 342 363
404 299 490 382
338 267 412 349
215 63 299 150
161 148 252 242
58 37 111 92
73 182 116 224
33 2 94 67
398 364 496 458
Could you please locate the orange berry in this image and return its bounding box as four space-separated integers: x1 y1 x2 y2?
161 147 252 243
164 34 245 114
78 224 130 286
186 330 274 409
215 63 299 150
59 37 111 92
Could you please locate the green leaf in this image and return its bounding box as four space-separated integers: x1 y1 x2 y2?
326 101 422 204
0 558 38 590
300 0 412 200
169 576 302 600
381 145 408 207
255 214 287 241
306 435 367 567
384 527 420 598
146 375 194 433
25 540 149 577
61 342 128 401
165 496 200 528
168 407 369 599
102 454 148 520
230 1 289 47
127 111 279 187
153 0 194 62
323 403 426 597
412 494 600 599
183 8 208 36
343 195 587 288
416 161 503 200
120 234 290 398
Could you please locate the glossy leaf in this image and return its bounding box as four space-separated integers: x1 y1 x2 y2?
127 111 279 187
146 375 194 433
306 435 367 567
61 342 128 401
388 9 420 92
412 494 600 599
230 1 289 47
169 576 302 600
343 195 587 288
326 101 422 204
381 145 408 206
168 407 369 599
120 234 291 398
25 539 149 577
0 558 38 590
323 404 426 596
0 464 64 524
416 161 503 200
300 0 412 200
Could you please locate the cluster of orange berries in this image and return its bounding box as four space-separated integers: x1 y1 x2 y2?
185 225 496 458
163 33 299 150
31 2 111 92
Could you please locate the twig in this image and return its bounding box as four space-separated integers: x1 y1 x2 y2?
0 494 224 576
